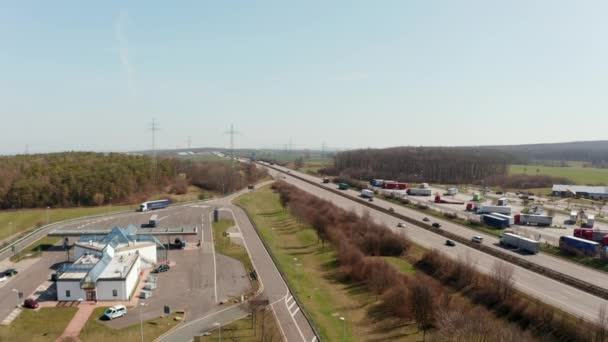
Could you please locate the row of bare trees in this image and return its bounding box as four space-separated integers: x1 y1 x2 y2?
325 147 510 184
481 174 571 189
178 161 267 194
272 181 531 339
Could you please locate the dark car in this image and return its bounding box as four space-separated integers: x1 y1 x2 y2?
248 184 255 190
3 269 18 277
23 298 39 309
153 264 170 273
432 223 442 228
422 217 430 222
445 240 456 247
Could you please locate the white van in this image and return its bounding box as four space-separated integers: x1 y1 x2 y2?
103 305 127 320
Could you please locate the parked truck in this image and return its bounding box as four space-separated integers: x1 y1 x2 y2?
569 211 578 224
573 228 608 244
446 188 458 196
482 214 510 229
472 193 482 201
500 233 540 254
497 197 508 206
491 213 513 226
466 203 477 211
383 182 408 190
560 236 600 256
407 188 432 196
370 179 385 187
583 215 595 228
514 214 553 227
434 195 464 204
476 205 512 215
338 183 350 190
361 189 374 199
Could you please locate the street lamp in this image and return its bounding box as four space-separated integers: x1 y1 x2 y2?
339 316 345 342
46 206 50 225
213 322 221 341
109 197 113 214
139 302 146 342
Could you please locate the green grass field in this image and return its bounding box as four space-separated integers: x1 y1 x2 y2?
212 219 258 294
0 307 78 342
79 307 183 341
509 164 608 185
10 236 62 262
0 204 135 243
235 185 420 342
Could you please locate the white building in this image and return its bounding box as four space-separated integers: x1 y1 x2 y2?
56 226 163 301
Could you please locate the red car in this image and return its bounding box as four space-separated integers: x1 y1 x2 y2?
23 298 39 309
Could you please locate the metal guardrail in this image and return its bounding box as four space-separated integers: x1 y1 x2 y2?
234 202 323 342
259 162 608 301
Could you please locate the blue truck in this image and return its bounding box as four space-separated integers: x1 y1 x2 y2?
482 214 509 229
559 236 600 256
138 199 170 212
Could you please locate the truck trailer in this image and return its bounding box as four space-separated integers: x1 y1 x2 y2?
138 199 170 212
434 195 464 204
500 233 539 254
476 205 512 215
583 215 595 228
361 189 374 199
514 214 553 227
491 213 513 226
370 179 384 187
482 214 509 229
559 236 600 256
573 228 608 243
497 197 508 206
446 188 459 196
148 215 160 228
407 188 432 196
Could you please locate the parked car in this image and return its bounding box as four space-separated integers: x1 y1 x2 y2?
368 198 373 202
397 222 405 228
422 217 430 222
23 298 39 309
432 223 442 228
3 269 18 277
0 274 6 282
103 305 127 320
472 236 483 243
388 207 395 212
248 184 254 190
153 264 170 273
445 240 456 247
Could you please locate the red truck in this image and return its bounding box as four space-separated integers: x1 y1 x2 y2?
383 182 407 190
435 195 464 205
466 203 477 211
574 228 608 246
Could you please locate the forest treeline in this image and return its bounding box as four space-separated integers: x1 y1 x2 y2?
271 180 605 340
0 152 266 209
490 140 608 166
325 147 510 184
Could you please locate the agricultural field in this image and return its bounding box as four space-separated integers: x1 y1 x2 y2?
509 164 608 185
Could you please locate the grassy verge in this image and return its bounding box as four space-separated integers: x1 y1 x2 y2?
196 308 283 341
235 185 421 342
79 307 183 341
10 236 62 262
509 164 608 185
0 205 134 243
212 219 259 294
0 307 77 342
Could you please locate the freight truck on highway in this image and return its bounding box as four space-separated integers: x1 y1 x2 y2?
138 199 170 212
476 205 512 215
500 233 539 254
407 188 432 196
514 214 552 226
559 236 600 256
361 189 374 199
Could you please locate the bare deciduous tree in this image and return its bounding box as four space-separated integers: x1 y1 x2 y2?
492 260 515 300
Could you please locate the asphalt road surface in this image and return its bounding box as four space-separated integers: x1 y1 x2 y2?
260 162 608 322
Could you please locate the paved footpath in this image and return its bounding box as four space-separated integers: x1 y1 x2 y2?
57 304 95 342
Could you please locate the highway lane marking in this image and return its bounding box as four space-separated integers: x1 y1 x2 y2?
200 214 205 243
208 212 218 304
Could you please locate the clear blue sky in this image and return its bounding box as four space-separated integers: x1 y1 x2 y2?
1 1 608 154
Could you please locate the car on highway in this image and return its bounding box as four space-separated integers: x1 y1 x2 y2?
472 235 483 243
445 239 456 247
422 217 430 222
23 298 39 309
397 222 405 228
152 264 170 273
3 269 18 277
432 223 442 228
103 305 127 320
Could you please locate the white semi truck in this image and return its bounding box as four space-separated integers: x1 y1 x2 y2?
361 189 374 199
476 205 512 215
500 233 539 254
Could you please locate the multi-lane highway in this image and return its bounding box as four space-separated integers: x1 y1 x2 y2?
258 162 608 322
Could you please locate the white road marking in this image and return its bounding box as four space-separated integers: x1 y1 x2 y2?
200 215 205 243
290 307 300 317
287 300 297 311
311 337 317 342
208 212 218 304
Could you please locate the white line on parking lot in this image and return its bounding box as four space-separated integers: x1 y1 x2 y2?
291 307 300 317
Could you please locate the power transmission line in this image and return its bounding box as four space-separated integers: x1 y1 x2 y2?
224 124 239 162
149 119 160 181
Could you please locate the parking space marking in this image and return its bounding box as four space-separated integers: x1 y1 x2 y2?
290 307 300 317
